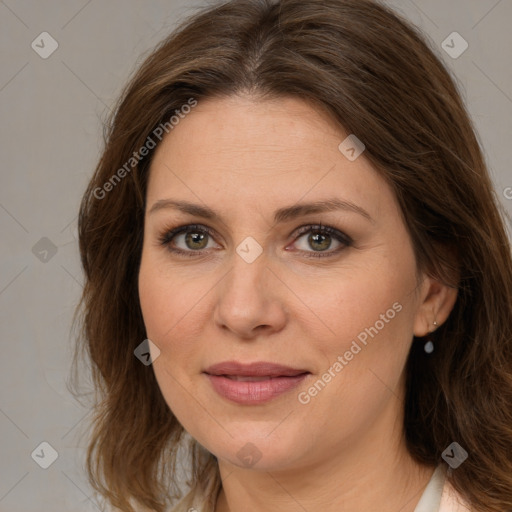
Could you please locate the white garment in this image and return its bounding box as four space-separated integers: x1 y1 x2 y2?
414 464 447 512
414 464 471 512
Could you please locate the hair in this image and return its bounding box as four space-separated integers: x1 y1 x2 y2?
70 0 512 511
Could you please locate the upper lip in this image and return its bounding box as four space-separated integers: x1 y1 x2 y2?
204 361 309 377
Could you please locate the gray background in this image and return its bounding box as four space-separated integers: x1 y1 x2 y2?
1 0 511 511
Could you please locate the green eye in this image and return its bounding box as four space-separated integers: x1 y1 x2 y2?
159 223 352 258
291 224 352 258
159 224 218 256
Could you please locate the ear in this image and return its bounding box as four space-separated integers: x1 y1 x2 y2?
413 274 458 337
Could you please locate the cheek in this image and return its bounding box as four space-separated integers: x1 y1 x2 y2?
138 250 206 343
294 286 414 445
138 257 204 415
138 252 214 407
138 260 169 341
296 264 418 416
303 265 415 352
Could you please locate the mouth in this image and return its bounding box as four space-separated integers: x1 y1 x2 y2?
203 361 310 404
204 360 309 377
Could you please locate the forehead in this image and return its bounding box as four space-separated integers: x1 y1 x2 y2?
146 95 393 221
153 95 345 165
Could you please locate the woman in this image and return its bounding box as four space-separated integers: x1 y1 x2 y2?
72 0 512 511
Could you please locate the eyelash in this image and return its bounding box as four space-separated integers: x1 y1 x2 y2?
158 223 353 259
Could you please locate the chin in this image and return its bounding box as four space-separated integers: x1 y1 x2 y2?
204 427 306 471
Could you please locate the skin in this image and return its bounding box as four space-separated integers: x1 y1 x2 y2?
138 94 458 512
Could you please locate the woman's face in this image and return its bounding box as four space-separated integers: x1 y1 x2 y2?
138 94 439 472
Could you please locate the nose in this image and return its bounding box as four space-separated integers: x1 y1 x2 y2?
213 253 288 340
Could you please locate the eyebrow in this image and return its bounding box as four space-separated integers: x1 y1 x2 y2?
148 197 374 224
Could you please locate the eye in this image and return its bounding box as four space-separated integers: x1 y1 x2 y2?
158 224 220 256
158 223 352 258
290 223 352 258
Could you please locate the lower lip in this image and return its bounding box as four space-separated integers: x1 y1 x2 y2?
205 373 309 404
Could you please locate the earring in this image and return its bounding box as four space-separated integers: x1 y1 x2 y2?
424 320 438 354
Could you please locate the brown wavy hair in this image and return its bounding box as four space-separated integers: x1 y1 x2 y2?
70 0 512 510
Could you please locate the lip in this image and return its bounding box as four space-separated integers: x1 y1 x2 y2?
204 361 309 377
204 361 310 405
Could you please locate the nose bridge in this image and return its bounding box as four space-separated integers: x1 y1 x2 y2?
224 228 270 294
213 247 286 336
222 249 270 307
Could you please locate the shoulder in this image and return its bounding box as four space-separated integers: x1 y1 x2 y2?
439 479 472 512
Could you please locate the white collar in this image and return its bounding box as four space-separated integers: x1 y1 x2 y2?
413 465 447 512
